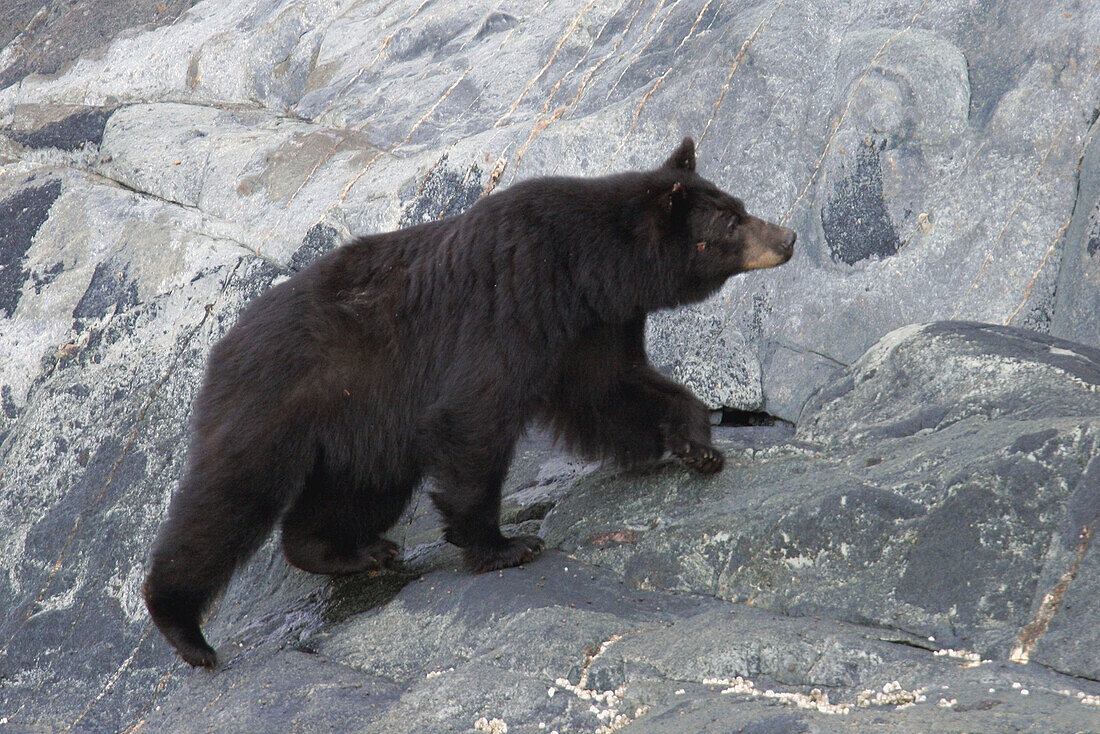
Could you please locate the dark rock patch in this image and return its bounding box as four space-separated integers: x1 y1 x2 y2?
864 404 950 439
388 22 464 63
0 178 62 318
474 11 520 41
1 384 18 419
1088 206 1099 257
822 140 902 265
399 157 483 228
949 0 1035 127
31 261 64 294
1009 428 1059 455
290 222 340 271
5 106 114 151
895 483 1037 626
1062 456 1100 545
72 259 139 320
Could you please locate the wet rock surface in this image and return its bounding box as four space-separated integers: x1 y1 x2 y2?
3 0 1100 731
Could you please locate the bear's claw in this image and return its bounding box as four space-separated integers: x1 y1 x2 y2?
674 440 725 474
362 537 401 570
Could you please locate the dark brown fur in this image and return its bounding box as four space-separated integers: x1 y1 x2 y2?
143 138 795 667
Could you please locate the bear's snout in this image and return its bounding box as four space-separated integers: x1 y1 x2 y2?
740 218 797 271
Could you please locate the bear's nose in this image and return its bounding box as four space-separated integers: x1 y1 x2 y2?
780 228 797 256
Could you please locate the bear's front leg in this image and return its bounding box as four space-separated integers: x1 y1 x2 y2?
546 363 725 473
427 417 545 572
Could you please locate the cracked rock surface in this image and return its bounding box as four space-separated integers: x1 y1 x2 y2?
3 0 1100 731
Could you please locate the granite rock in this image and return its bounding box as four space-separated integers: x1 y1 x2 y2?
1052 113 1100 349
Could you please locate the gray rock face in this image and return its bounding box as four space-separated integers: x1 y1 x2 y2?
0 1 201 91
4 0 1100 730
3 0 1098 417
645 308 763 410
1052 118 1100 349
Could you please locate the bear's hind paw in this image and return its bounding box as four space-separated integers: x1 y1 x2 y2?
284 536 401 575
464 534 546 573
364 537 400 567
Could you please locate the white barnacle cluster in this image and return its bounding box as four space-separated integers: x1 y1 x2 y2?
1058 689 1100 707
702 676 852 715
937 697 958 708
548 632 649 734
473 716 508 734
552 677 639 733
932 648 987 666
856 680 928 709
425 666 454 679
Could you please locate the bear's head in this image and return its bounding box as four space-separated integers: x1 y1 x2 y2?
646 137 796 306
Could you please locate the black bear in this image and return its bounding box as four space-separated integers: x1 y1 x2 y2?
144 138 796 667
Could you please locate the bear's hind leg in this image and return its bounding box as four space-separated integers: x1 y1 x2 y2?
144 453 301 667
280 466 413 575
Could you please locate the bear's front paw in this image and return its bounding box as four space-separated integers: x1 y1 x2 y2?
464 534 546 573
672 439 725 474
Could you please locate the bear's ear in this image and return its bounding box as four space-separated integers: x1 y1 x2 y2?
662 137 696 172
653 180 689 221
